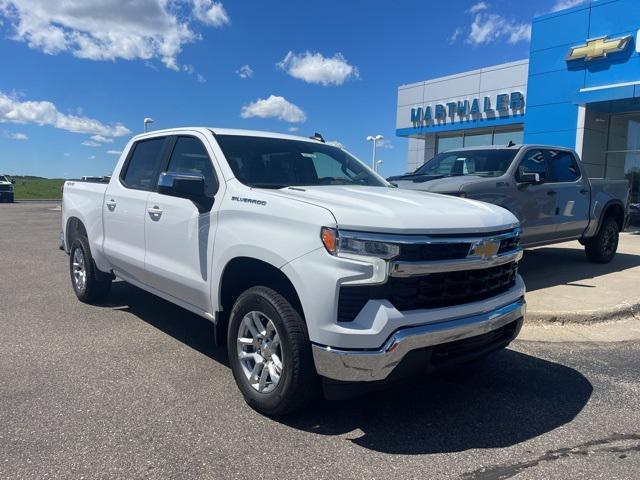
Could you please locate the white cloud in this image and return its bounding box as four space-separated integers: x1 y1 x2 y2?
106 149 122 155
467 10 530 45
192 0 230 27
90 134 113 143
236 64 253 79
0 0 230 70
550 0 587 12
82 140 101 147
8 131 27 140
277 51 359 86
88 155 96 160
288 126 299 132
0 90 130 137
182 63 206 82
377 139 394 150
449 27 463 44
468 1 489 14
241 95 306 123
63 152 70 156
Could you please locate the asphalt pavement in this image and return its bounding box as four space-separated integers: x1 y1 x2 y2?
1 201 639 480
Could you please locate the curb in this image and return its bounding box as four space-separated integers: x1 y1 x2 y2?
526 300 640 325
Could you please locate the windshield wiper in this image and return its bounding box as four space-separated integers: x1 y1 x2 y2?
249 182 288 189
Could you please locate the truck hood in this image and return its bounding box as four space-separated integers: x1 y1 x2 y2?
267 185 517 234
388 175 480 193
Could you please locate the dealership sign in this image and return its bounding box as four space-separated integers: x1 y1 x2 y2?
410 91 525 126
566 34 632 61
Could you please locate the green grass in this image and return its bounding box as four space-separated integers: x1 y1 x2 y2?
12 176 65 200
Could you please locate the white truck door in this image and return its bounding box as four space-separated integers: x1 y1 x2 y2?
103 137 168 282
143 135 221 313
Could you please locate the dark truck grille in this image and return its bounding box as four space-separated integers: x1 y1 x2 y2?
0 184 11 192
395 230 520 262
337 262 518 322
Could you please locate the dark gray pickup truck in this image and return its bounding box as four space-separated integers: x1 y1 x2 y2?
388 145 630 263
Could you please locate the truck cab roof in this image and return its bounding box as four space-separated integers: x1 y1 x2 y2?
129 126 326 145
441 144 575 153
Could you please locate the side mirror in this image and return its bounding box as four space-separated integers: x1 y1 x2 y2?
157 172 212 213
518 171 542 185
11 179 15 184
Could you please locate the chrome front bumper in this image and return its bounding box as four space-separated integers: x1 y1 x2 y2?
312 298 525 382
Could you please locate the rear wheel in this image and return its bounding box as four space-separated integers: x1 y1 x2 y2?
69 236 112 302
227 286 319 416
585 216 619 264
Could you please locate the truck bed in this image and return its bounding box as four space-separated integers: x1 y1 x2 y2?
61 180 108 254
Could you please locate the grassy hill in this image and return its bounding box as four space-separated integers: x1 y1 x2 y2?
11 176 66 200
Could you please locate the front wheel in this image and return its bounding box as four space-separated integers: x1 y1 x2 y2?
585 216 619 263
227 286 319 416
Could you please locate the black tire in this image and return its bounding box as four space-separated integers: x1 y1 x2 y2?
227 286 319 416
585 216 619 264
69 236 112 303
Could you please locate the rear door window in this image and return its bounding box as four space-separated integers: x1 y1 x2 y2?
121 137 167 190
546 150 581 182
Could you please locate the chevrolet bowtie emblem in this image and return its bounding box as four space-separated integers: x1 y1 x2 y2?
468 239 501 259
566 35 632 61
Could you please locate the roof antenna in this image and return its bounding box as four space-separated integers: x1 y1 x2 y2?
507 140 516 147
310 132 325 143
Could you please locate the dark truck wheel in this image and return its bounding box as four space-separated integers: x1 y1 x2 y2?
585 216 619 264
227 286 319 416
69 237 112 302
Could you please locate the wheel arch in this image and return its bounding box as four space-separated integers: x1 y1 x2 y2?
596 200 625 235
65 216 88 251
215 257 306 346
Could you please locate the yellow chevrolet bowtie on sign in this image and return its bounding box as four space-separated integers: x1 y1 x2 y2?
567 35 632 61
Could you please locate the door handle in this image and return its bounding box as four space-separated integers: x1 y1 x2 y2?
580 189 589 194
547 190 557 196
106 199 117 211
147 206 163 219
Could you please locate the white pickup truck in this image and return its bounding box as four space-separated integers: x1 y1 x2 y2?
62 127 526 415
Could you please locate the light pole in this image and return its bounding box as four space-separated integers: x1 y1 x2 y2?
375 159 384 173
143 117 154 133
366 134 383 170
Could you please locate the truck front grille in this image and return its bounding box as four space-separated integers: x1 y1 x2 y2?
337 262 518 322
394 229 520 262
397 242 470 261
0 185 11 192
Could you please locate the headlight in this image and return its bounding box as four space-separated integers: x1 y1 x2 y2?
320 227 400 260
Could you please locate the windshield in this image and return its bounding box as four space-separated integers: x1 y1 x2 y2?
0 176 7 182
414 149 518 178
216 135 388 188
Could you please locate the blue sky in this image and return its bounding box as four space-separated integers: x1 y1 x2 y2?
0 0 583 178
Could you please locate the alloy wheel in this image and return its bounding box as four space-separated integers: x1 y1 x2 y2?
72 247 87 293
237 311 283 394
